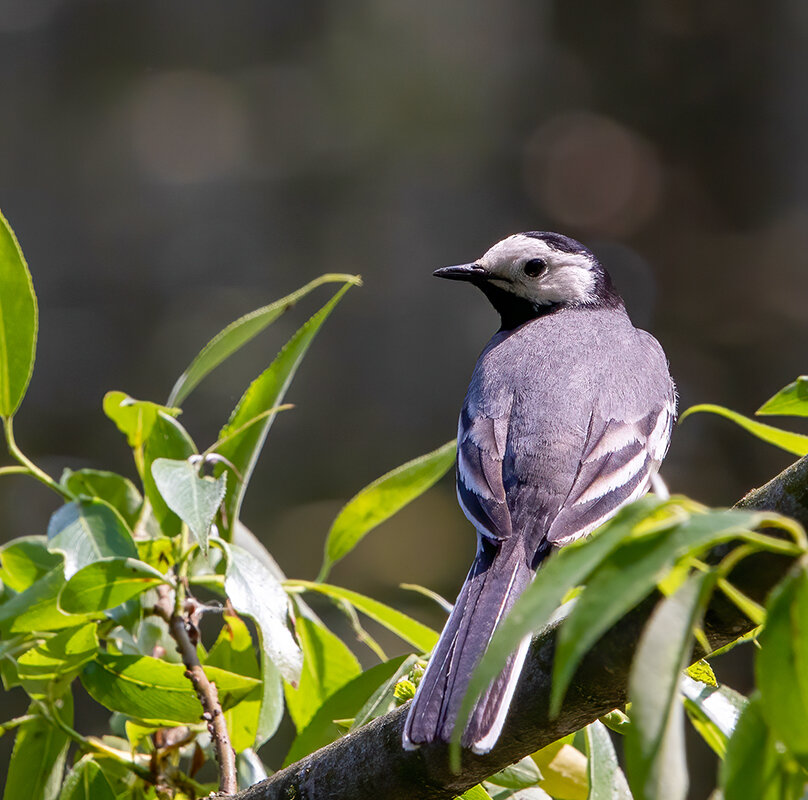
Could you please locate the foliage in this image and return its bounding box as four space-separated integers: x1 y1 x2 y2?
0 209 807 799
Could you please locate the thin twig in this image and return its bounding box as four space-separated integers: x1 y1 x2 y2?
155 585 238 795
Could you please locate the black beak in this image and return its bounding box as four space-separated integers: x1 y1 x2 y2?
433 263 489 282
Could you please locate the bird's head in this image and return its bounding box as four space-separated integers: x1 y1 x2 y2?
435 232 622 330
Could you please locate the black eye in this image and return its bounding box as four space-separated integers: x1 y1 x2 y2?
523 258 546 277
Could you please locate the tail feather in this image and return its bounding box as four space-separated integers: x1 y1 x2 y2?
403 536 534 753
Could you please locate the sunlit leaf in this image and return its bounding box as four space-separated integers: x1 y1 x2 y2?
459 786 494 800
625 573 712 800
681 676 746 757
284 616 361 731
0 210 38 418
58 757 116 800
215 282 358 535
80 653 259 725
0 536 62 592
47 499 137 580
168 273 361 407
286 580 438 653
584 720 632 800
102 391 180 450
757 376 808 417
756 565 808 761
679 404 808 456
532 739 588 800
59 557 169 614
318 439 456 581
151 457 226 554
16 623 99 698
2 693 72 800
224 542 302 684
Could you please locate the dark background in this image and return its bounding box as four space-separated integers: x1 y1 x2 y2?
1 0 807 794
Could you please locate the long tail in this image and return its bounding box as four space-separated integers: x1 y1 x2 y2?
402 536 536 754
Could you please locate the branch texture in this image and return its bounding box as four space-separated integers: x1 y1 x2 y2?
233 456 808 800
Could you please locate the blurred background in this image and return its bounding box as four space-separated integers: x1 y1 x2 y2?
1 0 807 793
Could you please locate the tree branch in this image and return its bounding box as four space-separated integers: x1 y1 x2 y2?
232 456 808 800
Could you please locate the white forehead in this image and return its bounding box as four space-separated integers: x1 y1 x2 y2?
478 234 594 271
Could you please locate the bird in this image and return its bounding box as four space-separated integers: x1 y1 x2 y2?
402 231 676 755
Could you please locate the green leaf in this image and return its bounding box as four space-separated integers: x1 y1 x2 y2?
151 458 226 554
223 542 303 684
318 439 457 580
205 613 261 753
684 659 717 687
142 411 197 537
60 469 143 530
16 623 99 698
584 720 632 800
284 616 361 731
102 391 180 450
487 755 543 790
757 376 808 417
756 565 808 760
0 210 38 418
80 652 260 724
283 656 407 766
215 282 357 535
3 693 72 800
679 404 808 456
681 676 746 758
624 573 713 800
459 786 494 800
0 565 93 634
47 499 137 580
720 693 805 800
550 507 763 714
286 580 438 653
168 273 361 407
58 557 169 614
0 536 62 592
58 757 117 800
255 647 284 747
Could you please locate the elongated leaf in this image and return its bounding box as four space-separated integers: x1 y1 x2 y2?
0 565 93 634
3 693 72 800
584 720 632 800
720 694 804 800
459 787 494 800
255 648 284 747
80 652 259 724
284 616 361 731
350 654 420 731
757 376 808 417
151 458 226 554
142 411 197 537
205 613 261 753
58 758 116 800
283 656 407 766
319 439 457 580
487 754 543 790
103 391 180 449
679 404 808 456
224 542 302 684
17 623 99 698
168 273 361 407
47 499 136 580
550 507 764 714
216 282 357 534
0 210 37 418
756 565 808 760
681 676 746 757
59 557 169 614
287 580 438 652
0 536 62 592
60 469 142 530
532 739 589 800
625 573 712 800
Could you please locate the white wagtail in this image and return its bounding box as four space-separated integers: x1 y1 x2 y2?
402 232 676 754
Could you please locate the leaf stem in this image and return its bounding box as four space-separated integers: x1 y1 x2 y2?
2 417 72 499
